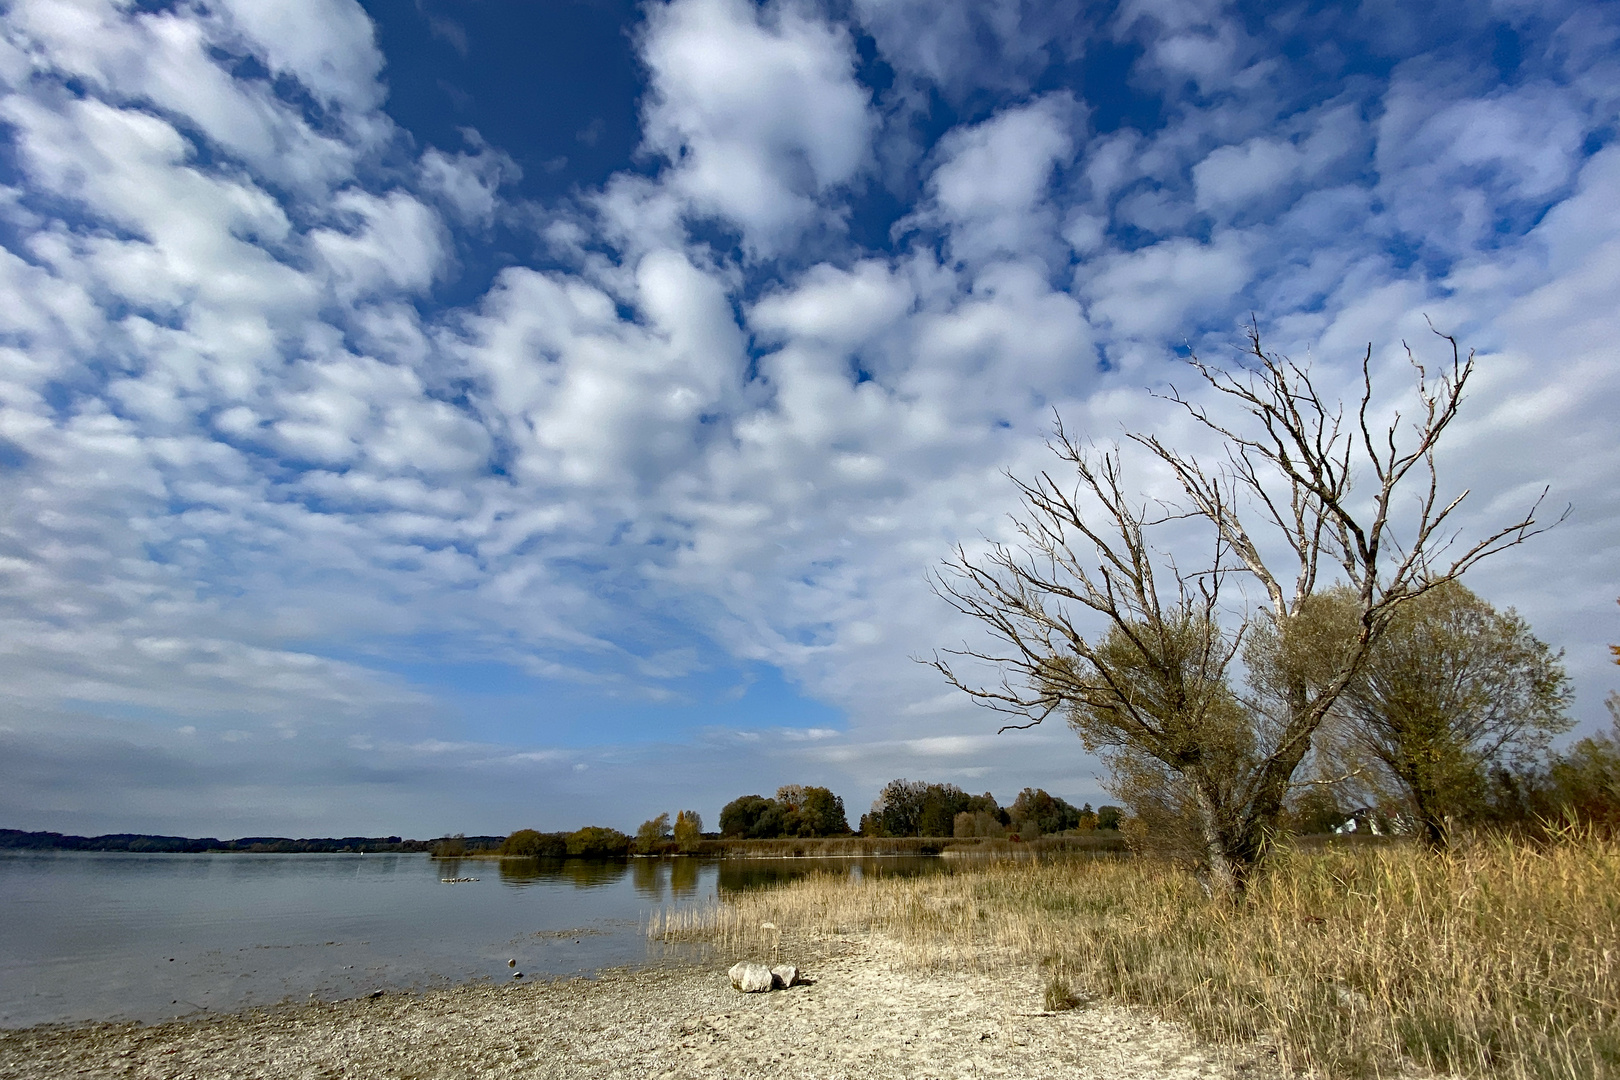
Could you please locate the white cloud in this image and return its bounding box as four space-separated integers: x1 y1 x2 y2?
637 0 875 254
851 0 1085 103
215 0 385 115
311 190 448 299
1082 233 1250 340
0 0 1617 838
919 94 1079 268
1377 70 1588 253
418 134 521 227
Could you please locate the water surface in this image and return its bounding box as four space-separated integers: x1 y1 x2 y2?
0 850 947 1028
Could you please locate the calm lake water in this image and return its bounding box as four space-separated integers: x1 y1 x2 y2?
0 851 948 1029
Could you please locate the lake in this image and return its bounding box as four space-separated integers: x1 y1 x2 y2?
0 851 948 1029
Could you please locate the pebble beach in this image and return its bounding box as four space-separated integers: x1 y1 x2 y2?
0 936 1282 1080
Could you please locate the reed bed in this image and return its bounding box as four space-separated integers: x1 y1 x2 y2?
652 833 1620 1079
678 833 1126 858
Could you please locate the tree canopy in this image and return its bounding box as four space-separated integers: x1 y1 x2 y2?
1328 581 1570 846
930 327 1556 892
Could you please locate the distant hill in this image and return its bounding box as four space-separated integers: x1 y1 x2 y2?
0 828 434 853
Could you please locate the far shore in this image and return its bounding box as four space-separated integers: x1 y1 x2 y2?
436 833 1129 860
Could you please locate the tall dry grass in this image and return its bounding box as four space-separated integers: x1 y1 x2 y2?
653 833 1620 1079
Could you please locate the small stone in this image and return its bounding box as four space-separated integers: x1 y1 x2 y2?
508 958 517 967
728 962 773 993
366 989 384 999
512 971 523 979
1334 984 1368 1011
759 922 777 931
770 964 798 989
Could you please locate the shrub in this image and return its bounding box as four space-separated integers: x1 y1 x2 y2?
565 826 631 858
501 829 567 858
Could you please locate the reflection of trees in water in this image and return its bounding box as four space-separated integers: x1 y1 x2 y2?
494 854 951 897
497 858 629 889
630 858 704 900
670 857 700 899
631 858 663 900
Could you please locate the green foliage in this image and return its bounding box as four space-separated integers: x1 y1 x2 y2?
565 826 631 858
1285 787 1350 835
1067 616 1260 877
672 809 704 850
719 787 851 838
861 780 956 837
953 810 1006 838
1095 805 1123 830
719 794 786 838
1503 719 1620 833
782 785 851 837
500 829 543 857
635 813 672 854
1009 787 1089 837
1332 581 1572 847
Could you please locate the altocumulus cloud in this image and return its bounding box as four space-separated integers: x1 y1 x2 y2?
0 0 1616 837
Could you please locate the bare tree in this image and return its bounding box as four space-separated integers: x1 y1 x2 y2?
929 324 1558 893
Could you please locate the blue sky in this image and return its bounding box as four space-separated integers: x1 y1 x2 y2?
0 0 1616 838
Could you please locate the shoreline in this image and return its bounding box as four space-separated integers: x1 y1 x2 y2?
0 935 1281 1080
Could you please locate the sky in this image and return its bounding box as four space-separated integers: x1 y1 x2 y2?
0 0 1616 839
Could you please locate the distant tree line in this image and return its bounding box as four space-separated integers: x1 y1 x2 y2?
700 782 1120 840
0 830 432 853
857 781 1122 839
718 786 850 839
497 826 635 859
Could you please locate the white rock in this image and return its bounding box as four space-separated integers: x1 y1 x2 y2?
771 964 798 989
728 961 774 993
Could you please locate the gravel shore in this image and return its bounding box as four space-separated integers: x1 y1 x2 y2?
0 936 1283 1079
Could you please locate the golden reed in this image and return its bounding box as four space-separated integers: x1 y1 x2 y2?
653 832 1619 1079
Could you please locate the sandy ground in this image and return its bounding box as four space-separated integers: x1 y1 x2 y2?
0 937 1283 1079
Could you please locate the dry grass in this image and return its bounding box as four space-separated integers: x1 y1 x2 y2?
652 833 1620 1079
682 833 1126 858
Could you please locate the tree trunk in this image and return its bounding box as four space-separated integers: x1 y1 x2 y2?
1191 781 1244 898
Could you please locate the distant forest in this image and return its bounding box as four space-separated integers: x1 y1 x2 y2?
3 780 1126 858
0 829 437 854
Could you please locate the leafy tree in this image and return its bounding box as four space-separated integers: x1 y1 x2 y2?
565 826 631 858
672 809 704 849
1535 723 1620 829
502 829 567 858
860 779 925 837
930 327 1555 894
1328 581 1571 847
719 787 850 839
1009 787 1086 836
635 813 672 854
1096 805 1123 830
790 786 851 836
1285 787 1349 835
919 784 972 837
862 780 974 837
719 794 787 838
953 810 1006 837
